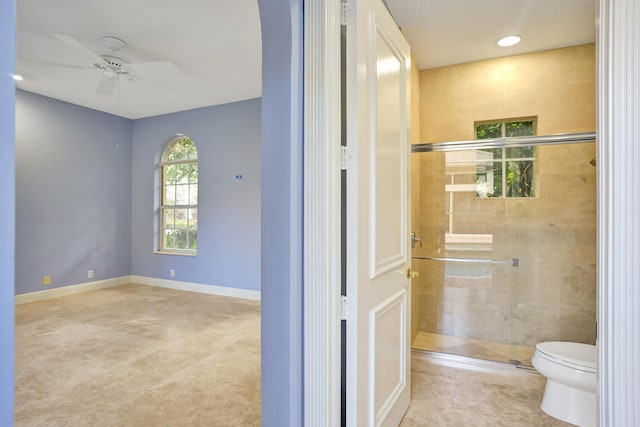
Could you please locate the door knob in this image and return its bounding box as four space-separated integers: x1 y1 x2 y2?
406 268 419 279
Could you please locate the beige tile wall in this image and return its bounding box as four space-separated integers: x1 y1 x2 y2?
411 44 596 352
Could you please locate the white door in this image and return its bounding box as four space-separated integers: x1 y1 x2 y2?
345 0 412 425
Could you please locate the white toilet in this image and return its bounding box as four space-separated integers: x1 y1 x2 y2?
531 341 597 427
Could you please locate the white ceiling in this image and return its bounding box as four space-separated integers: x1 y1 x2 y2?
16 0 262 119
15 0 595 119
385 0 596 70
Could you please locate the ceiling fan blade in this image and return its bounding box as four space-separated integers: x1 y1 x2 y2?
128 60 179 75
135 74 177 98
17 58 88 70
96 75 117 95
52 33 104 64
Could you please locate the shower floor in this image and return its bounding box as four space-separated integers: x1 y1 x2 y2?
412 331 535 366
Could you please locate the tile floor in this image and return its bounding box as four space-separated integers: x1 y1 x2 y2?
15 283 568 426
412 331 536 366
401 351 571 426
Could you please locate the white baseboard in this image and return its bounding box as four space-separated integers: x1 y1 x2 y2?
15 275 261 305
130 275 261 301
15 276 131 305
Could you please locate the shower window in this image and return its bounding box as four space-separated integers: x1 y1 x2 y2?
475 118 537 198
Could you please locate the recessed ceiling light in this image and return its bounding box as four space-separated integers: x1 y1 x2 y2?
12 74 24 81
497 35 521 47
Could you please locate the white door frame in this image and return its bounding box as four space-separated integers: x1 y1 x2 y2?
595 0 640 424
303 0 640 425
303 0 343 425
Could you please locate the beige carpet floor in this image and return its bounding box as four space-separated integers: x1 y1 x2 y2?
16 283 564 426
14 283 261 427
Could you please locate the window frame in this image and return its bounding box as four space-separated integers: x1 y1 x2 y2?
474 117 538 198
158 136 198 255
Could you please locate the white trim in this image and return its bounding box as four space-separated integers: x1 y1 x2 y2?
597 0 640 425
153 250 197 257
15 275 261 306
305 1 640 426
15 276 130 305
303 0 343 425
130 275 261 301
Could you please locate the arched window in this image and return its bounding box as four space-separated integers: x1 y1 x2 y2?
160 135 198 253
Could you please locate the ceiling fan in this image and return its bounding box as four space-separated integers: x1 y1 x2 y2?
19 33 179 95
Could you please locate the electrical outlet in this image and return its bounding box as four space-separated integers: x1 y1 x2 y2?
170 269 175 278
88 270 94 279
42 275 51 286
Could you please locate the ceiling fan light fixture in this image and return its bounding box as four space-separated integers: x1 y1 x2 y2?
497 35 521 47
101 36 127 51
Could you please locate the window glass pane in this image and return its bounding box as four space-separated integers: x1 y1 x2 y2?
163 229 176 249
175 184 189 205
189 164 199 183
491 161 503 197
163 208 175 228
164 165 177 185
188 229 198 250
506 160 535 197
167 141 186 161
188 208 198 228
167 140 187 161
182 137 198 160
478 147 502 159
476 123 502 139
189 184 198 205
505 120 535 137
173 164 189 184
165 137 198 162
505 146 535 159
171 229 188 249
475 161 495 198
174 209 188 228
164 186 176 205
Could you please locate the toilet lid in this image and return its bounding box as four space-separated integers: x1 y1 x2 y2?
536 341 597 371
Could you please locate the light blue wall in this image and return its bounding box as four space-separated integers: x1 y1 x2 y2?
131 99 261 290
0 0 15 421
15 90 133 294
14 92 260 295
258 0 304 425
6 2 295 424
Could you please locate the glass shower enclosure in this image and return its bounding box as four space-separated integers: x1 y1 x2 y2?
410 133 597 366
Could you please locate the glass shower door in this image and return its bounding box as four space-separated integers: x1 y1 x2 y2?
411 149 520 364
508 141 598 367
411 140 597 366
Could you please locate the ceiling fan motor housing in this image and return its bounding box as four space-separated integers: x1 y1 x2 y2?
95 55 136 80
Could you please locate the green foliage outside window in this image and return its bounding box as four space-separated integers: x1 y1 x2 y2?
161 136 198 252
475 119 536 198
475 122 502 139
165 136 198 162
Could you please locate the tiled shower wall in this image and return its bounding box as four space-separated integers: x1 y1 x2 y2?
411 44 596 350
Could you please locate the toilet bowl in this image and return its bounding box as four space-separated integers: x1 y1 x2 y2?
531 341 597 427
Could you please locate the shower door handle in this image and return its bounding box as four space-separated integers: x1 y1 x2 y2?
411 232 423 248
